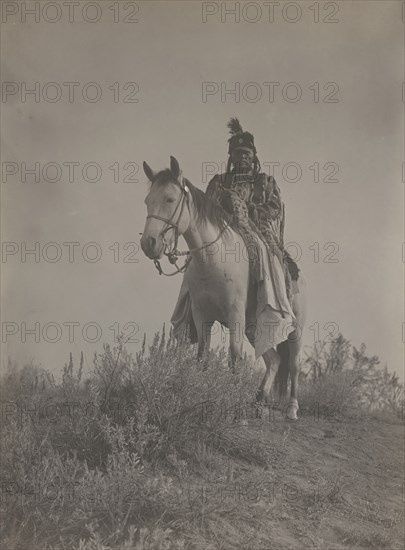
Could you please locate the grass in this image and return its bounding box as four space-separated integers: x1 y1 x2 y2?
0 331 403 549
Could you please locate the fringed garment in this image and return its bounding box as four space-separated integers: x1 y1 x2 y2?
206 171 299 303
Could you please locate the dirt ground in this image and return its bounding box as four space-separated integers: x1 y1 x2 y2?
180 412 404 550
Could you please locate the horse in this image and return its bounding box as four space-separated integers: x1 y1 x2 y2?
140 156 307 421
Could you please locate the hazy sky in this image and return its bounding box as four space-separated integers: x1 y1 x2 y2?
1 0 403 379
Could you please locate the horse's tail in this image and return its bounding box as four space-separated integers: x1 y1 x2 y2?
275 340 289 401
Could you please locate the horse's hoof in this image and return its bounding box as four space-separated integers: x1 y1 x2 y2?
286 400 299 422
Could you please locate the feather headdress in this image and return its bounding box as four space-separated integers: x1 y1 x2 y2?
226 117 256 154
227 117 244 136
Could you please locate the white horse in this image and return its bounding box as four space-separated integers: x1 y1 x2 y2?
140 157 307 420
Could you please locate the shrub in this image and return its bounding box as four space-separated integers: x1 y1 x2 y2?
0 330 266 549
301 334 404 418
1 330 402 549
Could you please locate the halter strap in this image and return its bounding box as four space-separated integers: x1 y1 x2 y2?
146 176 189 224
146 175 231 276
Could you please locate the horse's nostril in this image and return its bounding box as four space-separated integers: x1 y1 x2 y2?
150 236 156 249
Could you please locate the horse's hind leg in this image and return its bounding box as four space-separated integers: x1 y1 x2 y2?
285 279 307 421
285 333 301 421
273 335 300 421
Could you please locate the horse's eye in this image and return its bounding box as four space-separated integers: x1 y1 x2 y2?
166 198 175 203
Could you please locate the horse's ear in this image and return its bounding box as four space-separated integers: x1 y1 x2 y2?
143 161 156 182
170 156 180 180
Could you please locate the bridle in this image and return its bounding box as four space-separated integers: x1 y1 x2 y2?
146 174 191 276
145 175 231 276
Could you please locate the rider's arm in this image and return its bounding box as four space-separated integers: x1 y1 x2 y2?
255 175 282 212
257 175 285 245
266 176 282 211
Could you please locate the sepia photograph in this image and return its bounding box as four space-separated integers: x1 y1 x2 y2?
1 1 404 548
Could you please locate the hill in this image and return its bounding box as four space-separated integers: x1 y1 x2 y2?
0 334 403 549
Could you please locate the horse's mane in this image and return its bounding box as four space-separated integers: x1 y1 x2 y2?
155 169 232 232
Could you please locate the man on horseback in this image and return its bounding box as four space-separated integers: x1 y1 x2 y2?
206 118 299 301
142 140 305 420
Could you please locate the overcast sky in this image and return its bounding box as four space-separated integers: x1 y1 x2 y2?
1 0 403 379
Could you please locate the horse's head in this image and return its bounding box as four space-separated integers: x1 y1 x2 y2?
141 156 192 259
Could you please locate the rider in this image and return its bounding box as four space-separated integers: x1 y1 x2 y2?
206 118 299 299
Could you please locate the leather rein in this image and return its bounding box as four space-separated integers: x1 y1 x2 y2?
146 176 230 276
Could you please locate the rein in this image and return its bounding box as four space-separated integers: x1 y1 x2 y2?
146 177 231 277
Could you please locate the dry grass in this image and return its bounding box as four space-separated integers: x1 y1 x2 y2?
1 331 403 549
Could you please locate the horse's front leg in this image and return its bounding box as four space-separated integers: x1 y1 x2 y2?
256 348 280 407
197 326 212 360
228 313 244 369
194 313 213 361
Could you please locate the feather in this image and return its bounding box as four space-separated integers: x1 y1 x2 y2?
227 117 244 135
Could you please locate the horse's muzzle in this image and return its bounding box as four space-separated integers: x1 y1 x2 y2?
140 234 164 260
